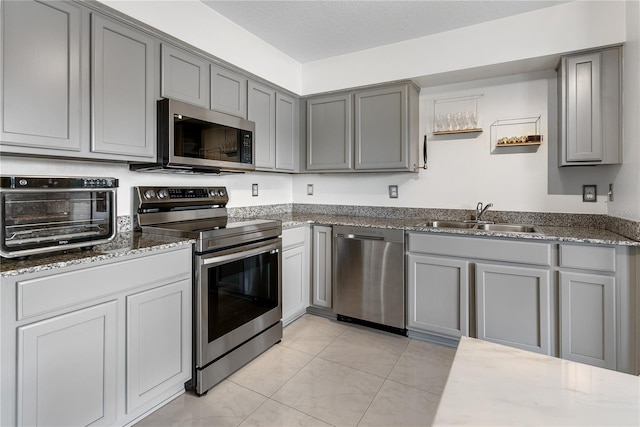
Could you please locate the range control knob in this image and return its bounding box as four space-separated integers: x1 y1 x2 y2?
157 189 169 199
208 188 218 198
143 189 156 199
218 189 226 198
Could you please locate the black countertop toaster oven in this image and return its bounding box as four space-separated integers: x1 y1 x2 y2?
0 176 118 258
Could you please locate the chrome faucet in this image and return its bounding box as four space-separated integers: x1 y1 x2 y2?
475 202 493 222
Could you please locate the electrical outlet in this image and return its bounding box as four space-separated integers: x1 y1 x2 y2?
608 183 614 202
582 184 596 202
252 183 258 197
388 185 398 198
307 184 314 195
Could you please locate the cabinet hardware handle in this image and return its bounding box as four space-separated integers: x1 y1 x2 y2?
423 135 428 169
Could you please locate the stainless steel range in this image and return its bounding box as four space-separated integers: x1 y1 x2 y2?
134 186 282 395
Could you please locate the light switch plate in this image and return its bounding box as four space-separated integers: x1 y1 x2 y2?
388 185 398 198
252 184 258 197
582 184 596 202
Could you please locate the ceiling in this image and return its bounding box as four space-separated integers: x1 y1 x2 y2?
202 1 568 64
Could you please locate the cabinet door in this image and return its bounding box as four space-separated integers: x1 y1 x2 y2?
564 52 603 162
312 225 333 308
210 64 247 118
282 245 309 325
248 81 276 170
407 254 470 338
275 92 299 171
1 0 85 152
17 301 118 426
91 14 156 159
559 271 616 369
355 85 408 170
161 44 209 108
127 278 192 413
476 263 551 355
306 94 353 171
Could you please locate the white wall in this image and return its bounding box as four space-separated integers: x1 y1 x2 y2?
293 71 607 214
98 0 302 94
301 1 627 95
0 157 293 216
608 0 640 221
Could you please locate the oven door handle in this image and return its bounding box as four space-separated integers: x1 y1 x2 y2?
201 244 280 266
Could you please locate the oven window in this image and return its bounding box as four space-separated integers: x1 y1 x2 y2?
1 191 114 250
207 249 278 343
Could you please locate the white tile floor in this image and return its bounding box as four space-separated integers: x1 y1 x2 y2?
135 314 456 427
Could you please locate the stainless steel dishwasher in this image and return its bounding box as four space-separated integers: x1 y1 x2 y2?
333 226 406 334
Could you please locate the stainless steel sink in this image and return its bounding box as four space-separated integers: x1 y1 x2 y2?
475 223 540 233
422 220 477 229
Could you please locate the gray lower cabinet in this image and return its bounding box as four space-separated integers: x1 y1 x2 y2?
476 263 552 355
311 225 333 308
0 0 86 153
559 271 616 369
282 227 310 325
17 301 118 426
161 43 210 108
558 46 621 166
210 64 247 118
0 246 192 426
306 94 353 171
91 14 157 160
306 83 418 172
407 254 470 341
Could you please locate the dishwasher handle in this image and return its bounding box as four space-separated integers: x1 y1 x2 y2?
336 233 385 241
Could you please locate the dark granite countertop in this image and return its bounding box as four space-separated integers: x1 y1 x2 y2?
231 213 640 247
0 232 194 277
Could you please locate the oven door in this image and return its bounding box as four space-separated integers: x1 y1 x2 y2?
196 238 281 368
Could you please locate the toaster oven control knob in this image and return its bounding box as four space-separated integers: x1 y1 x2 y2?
157 189 169 199
143 189 156 199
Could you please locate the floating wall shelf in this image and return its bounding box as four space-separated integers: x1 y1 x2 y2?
490 115 543 153
432 94 483 135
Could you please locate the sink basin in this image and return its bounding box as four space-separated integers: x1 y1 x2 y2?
422 220 477 229
475 223 540 233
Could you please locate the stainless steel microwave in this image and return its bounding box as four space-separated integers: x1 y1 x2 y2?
131 98 255 174
0 176 118 258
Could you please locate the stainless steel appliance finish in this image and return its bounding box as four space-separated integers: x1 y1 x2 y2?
130 98 256 174
333 226 405 332
0 176 118 258
134 186 282 395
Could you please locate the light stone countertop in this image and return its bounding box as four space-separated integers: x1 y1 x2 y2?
433 337 640 426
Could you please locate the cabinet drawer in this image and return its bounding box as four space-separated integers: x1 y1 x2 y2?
408 233 552 266
17 248 191 321
559 244 616 272
283 226 306 250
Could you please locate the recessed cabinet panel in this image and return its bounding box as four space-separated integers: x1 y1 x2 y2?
312 225 333 308
161 44 209 108
476 263 551 355
91 14 156 159
210 64 247 118
307 94 353 171
355 86 407 170
248 81 276 169
17 302 118 426
559 272 616 369
275 93 298 171
1 0 84 151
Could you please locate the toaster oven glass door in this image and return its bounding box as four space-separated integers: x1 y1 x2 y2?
1 190 116 253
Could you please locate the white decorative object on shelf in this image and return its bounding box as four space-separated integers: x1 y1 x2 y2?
490 115 543 153
433 94 483 135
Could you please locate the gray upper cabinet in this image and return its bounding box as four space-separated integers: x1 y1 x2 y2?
161 44 209 108
0 0 86 153
211 64 247 118
306 83 418 173
355 85 412 170
91 14 157 160
307 94 353 171
558 46 621 166
275 92 299 171
248 81 276 169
